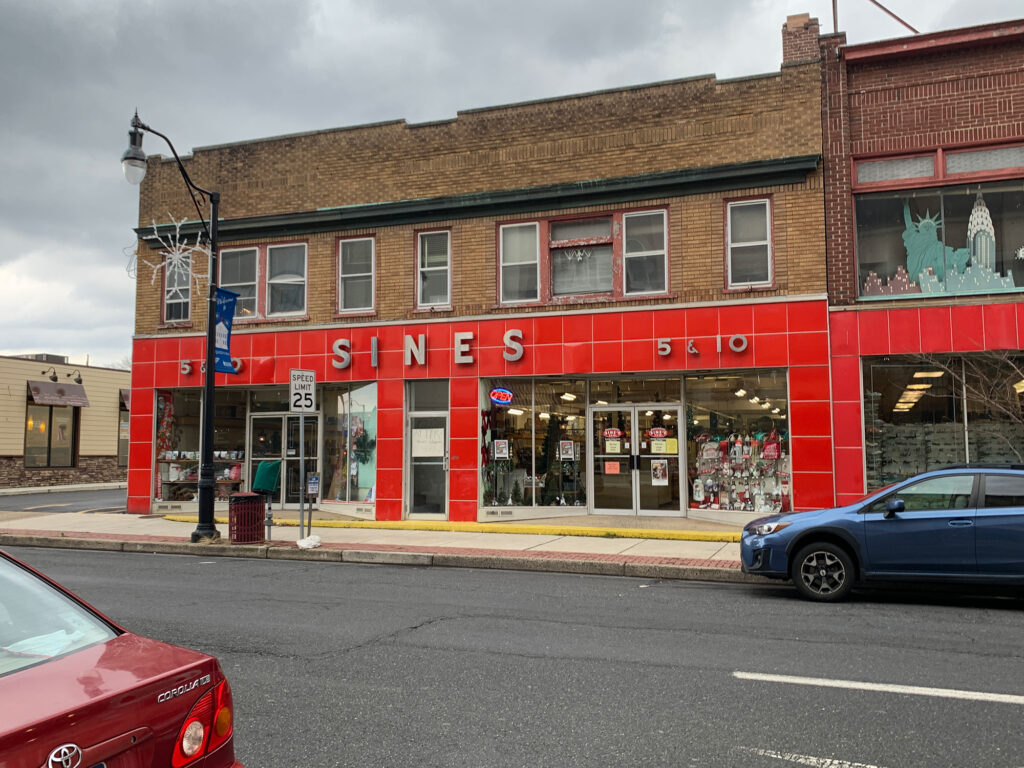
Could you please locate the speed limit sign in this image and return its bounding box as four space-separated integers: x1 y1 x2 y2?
289 369 316 413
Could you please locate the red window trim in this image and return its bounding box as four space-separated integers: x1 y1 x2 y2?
495 206 670 307
852 140 1024 192
723 194 775 293
217 239 310 323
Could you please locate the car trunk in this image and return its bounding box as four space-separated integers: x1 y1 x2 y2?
0 632 233 768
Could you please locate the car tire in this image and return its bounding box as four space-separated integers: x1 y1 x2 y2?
790 542 855 602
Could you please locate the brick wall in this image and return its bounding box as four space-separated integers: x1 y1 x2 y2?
823 30 1024 305
0 455 124 489
135 59 824 335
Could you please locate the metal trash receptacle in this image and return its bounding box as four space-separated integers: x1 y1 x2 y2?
229 492 265 544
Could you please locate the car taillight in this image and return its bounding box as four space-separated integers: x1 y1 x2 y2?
172 680 234 767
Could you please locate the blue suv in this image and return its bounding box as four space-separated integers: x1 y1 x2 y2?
740 465 1024 601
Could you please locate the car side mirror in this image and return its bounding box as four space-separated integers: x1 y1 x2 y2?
883 498 905 519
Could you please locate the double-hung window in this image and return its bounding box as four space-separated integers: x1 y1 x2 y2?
623 210 667 294
220 247 258 318
163 254 191 323
500 223 539 303
727 199 772 288
339 238 375 312
267 244 307 315
418 231 450 307
550 218 614 296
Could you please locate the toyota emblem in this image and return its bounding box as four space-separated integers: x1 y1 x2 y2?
48 744 83 768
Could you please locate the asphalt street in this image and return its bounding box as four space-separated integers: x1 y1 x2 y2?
10 546 1024 768
0 489 126 515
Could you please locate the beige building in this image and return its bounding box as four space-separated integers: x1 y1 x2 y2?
0 355 130 489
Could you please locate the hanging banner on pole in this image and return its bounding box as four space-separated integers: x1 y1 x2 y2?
214 287 239 374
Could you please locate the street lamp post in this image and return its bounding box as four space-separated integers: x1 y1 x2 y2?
122 112 221 542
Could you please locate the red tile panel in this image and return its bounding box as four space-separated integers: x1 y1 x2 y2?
448 468 478 501
450 376 479 408
448 500 478 522
532 344 564 375
984 303 1018 350
131 364 155 391
833 446 866 498
534 316 562 345
918 306 953 352
563 313 593 343
621 311 653 341
130 388 153 417
788 401 833 438
687 307 718 337
593 341 623 373
950 305 985 351
753 333 788 367
593 312 622 343
133 339 156 364
719 304 753 335
376 499 402 520
790 437 834 473
449 438 478 470
299 330 326 356
251 333 276 358
375 468 403 500
791 472 835 511
753 302 789 334
653 308 686 338
857 311 890 356
828 311 858 357
787 301 827 333
831 401 864 449
621 338 653 373
563 342 594 374
377 380 404 411
154 361 181 388
888 308 922 354
788 366 830 402
129 413 152 443
830 356 862 402
477 345 504 378
787 332 830 366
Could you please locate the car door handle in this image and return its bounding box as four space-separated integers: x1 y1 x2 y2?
948 519 974 527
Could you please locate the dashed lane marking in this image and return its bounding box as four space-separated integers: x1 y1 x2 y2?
734 671 1024 705
735 746 885 767
24 504 72 510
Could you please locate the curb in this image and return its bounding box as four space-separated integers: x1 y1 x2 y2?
162 514 742 543
0 532 760 585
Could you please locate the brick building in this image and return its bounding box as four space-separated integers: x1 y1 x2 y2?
819 18 1024 504
125 16 833 521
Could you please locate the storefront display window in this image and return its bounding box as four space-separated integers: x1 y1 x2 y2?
864 355 1024 488
322 383 377 504
25 404 76 468
154 389 247 502
684 370 790 515
856 181 1024 297
480 378 586 507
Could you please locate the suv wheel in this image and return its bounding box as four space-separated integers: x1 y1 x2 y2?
791 542 854 602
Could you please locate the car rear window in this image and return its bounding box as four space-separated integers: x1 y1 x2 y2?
0 555 117 676
983 475 1024 508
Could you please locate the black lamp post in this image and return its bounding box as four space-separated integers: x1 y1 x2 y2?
122 112 221 542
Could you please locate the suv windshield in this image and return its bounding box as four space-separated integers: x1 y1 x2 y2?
0 555 117 676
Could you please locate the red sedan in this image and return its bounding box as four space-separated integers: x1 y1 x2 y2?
0 549 243 767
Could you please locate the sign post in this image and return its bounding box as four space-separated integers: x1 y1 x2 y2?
289 369 316 538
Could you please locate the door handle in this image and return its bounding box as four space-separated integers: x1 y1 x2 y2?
443 454 449 472
948 519 974 527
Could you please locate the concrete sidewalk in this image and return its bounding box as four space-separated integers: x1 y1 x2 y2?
0 509 759 585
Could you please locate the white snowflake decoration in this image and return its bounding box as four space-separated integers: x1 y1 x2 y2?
133 214 210 291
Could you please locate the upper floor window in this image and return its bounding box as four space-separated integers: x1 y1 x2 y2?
338 237 375 313
500 223 540 303
726 199 772 288
220 247 258 318
856 181 1024 297
267 244 307 315
498 208 669 305
623 210 667 295
163 254 190 323
418 230 450 308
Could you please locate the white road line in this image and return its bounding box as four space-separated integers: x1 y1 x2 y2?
736 746 885 768
24 504 71 510
734 671 1024 705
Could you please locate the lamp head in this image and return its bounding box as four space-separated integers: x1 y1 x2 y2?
121 112 147 185
41 366 58 382
67 369 83 385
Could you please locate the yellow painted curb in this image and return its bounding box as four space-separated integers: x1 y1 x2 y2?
162 515 741 543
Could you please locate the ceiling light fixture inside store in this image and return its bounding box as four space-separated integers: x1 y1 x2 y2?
560 393 576 401
645 410 654 416
539 412 550 420
663 413 672 420
595 400 608 405
507 408 523 416
906 384 932 390
735 389 747 397
771 408 780 414
914 371 945 378
749 396 760 404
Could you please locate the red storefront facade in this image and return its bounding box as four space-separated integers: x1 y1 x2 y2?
127 297 834 520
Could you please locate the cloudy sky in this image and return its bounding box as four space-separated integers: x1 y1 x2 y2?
1 0 1020 368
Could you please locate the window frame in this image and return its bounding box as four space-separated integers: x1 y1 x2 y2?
161 252 191 325
499 222 540 304
336 236 376 315
496 207 670 307
622 209 669 297
24 403 79 469
852 141 1024 193
725 197 774 290
265 242 308 317
416 229 452 309
219 246 259 320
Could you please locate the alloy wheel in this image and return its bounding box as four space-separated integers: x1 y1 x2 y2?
798 550 847 596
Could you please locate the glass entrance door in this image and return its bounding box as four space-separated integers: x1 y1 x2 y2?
249 414 318 508
590 406 682 515
408 414 447 516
